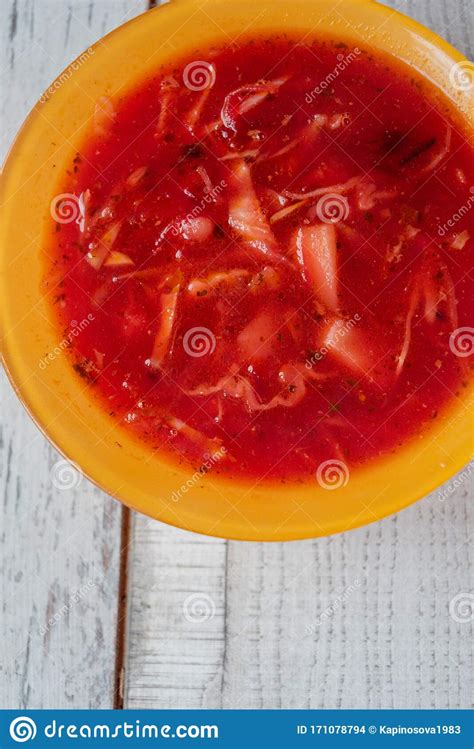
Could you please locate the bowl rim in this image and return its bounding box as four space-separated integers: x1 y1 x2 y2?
1 0 472 541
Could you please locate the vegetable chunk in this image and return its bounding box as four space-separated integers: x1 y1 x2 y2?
294 224 339 311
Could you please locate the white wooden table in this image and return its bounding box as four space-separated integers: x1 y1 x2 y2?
1 0 472 710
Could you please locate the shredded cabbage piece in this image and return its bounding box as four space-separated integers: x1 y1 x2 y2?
355 182 396 210
150 281 180 369
187 362 325 413
86 221 122 270
126 166 147 188
396 264 458 377
419 126 452 175
185 87 212 132
270 199 307 224
220 77 289 132
104 251 134 267
440 265 458 329
396 286 419 377
175 216 214 242
166 416 225 458
323 320 377 379
284 175 361 201
156 86 174 136
188 269 250 296
219 149 259 161
294 224 339 312
248 265 280 291
258 139 298 162
451 230 470 250
237 312 277 361
228 161 285 262
196 166 213 194
258 116 324 164
187 266 280 297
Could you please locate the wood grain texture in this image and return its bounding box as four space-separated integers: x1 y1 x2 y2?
124 0 473 710
125 475 473 709
0 0 147 709
125 515 227 709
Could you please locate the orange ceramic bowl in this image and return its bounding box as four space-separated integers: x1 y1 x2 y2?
0 0 472 540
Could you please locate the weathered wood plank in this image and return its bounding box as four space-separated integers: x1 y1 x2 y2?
125 473 473 709
124 0 473 710
224 480 473 709
125 515 227 708
0 0 147 709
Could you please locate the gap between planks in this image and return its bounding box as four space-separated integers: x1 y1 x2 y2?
113 506 132 710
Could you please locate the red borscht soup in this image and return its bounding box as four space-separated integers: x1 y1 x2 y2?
46 38 474 482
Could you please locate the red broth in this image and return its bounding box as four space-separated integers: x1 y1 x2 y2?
46 37 474 482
